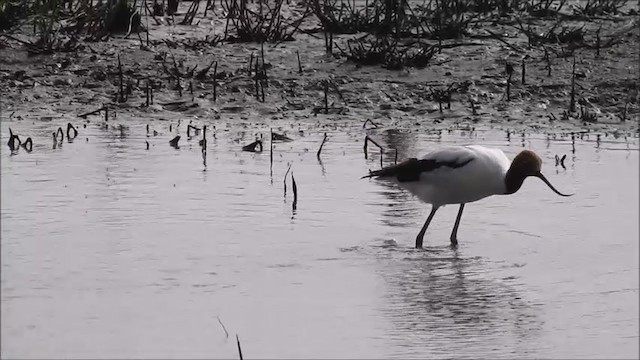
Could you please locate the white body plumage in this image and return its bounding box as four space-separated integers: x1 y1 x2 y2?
398 145 511 207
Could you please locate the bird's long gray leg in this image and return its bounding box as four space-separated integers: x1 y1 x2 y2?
416 206 439 249
450 203 465 246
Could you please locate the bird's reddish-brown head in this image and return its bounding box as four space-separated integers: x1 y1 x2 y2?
505 150 572 196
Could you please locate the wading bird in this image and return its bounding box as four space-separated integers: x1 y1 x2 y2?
363 145 572 248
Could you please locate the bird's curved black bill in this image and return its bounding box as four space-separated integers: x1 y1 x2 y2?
535 172 573 197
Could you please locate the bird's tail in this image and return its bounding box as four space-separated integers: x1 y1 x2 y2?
361 158 419 179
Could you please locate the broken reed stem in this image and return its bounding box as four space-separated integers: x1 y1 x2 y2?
292 172 298 210
202 125 207 152
254 60 260 101
317 132 328 159
260 42 267 88
118 53 124 102
213 61 218 102
145 81 150 106
506 72 512 101
283 162 291 196
570 56 576 113
217 316 229 338
362 119 379 129
236 334 243 360
323 81 329 114
296 50 302 73
364 135 384 160
544 48 552 77
596 28 600 57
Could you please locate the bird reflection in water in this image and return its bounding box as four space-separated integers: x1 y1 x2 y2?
375 247 544 358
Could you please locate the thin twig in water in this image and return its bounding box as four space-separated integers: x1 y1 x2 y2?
292 172 298 211
284 162 292 196
236 334 243 360
217 316 229 338
317 133 328 159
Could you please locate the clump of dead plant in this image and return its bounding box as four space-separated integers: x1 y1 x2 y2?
222 0 312 43
573 0 629 16
340 35 439 69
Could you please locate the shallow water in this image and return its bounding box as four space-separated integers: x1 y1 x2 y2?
1 117 638 359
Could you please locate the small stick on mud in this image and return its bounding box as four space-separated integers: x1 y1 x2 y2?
596 28 601 57
118 53 125 103
317 132 328 159
236 334 243 360
394 149 398 165
560 154 567 169
571 132 576 153
270 128 274 174
323 81 329 114
217 316 229 338
521 58 526 85
79 106 106 119
469 96 477 115
362 119 379 129
105 106 109 122
254 61 260 101
506 62 514 101
569 56 576 113
260 42 268 88
296 50 302 74
544 47 552 77
213 61 218 102
292 172 298 211
145 140 149 150
145 82 150 107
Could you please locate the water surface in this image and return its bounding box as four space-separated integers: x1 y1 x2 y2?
2 118 638 358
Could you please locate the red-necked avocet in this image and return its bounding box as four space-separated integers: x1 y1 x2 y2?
363 145 572 248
